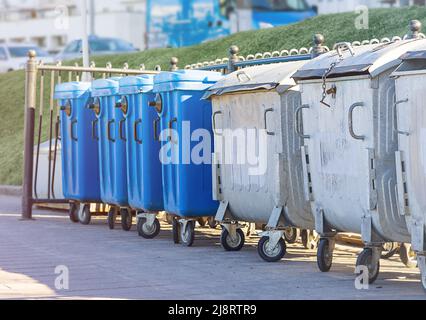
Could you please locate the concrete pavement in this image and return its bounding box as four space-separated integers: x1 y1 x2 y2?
0 194 425 300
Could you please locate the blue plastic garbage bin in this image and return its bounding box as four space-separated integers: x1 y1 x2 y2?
153 70 223 246
91 77 132 231
118 75 164 239
55 82 101 225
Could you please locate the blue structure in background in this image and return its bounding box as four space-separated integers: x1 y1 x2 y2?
153 70 223 246
55 82 101 224
119 75 164 239
146 0 317 48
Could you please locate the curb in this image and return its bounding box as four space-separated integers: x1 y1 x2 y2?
0 185 22 197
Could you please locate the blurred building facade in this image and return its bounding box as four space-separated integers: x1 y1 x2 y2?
0 0 146 53
306 0 425 14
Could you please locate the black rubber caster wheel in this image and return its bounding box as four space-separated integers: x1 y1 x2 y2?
172 217 180 244
257 236 286 263
283 228 299 244
107 207 117 230
399 243 417 269
120 208 132 231
78 204 91 225
356 248 380 285
69 203 79 223
137 217 161 239
317 238 333 272
220 228 245 252
180 220 195 247
381 242 398 259
208 217 218 229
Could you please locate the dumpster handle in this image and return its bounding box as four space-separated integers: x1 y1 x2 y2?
295 105 310 139
264 108 275 136
168 118 177 143
394 99 410 136
153 117 160 141
119 119 127 142
91 119 99 141
107 119 116 142
212 111 223 136
71 119 78 142
134 119 142 144
348 102 365 140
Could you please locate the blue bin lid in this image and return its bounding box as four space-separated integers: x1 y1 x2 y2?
153 70 223 92
92 77 120 97
119 75 154 95
54 82 91 100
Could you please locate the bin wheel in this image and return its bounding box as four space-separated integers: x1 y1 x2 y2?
381 242 398 259
283 228 299 244
356 248 380 285
208 217 218 229
257 236 286 263
107 207 117 230
317 238 333 272
301 229 317 250
180 220 195 247
69 203 79 223
138 217 161 239
172 217 180 244
399 243 417 269
220 228 245 252
78 204 91 225
120 208 132 231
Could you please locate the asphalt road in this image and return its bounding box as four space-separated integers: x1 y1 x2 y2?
0 194 425 300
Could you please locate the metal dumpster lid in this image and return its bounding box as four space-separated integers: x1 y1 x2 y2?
154 70 223 85
391 49 426 76
204 60 307 99
293 39 426 80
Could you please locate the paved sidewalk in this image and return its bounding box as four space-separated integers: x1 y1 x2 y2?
0 194 425 300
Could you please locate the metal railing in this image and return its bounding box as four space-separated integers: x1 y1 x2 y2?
21 19 423 219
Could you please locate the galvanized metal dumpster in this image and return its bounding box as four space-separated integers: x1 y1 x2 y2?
118 75 164 239
152 70 222 246
91 78 132 231
392 50 426 291
55 82 101 224
293 38 426 283
205 61 315 261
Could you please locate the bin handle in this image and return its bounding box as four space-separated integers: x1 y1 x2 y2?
264 108 275 136
153 117 160 142
168 118 177 143
348 102 365 140
212 111 223 136
119 119 127 142
92 119 99 141
71 119 78 142
295 105 310 139
335 42 355 58
393 99 410 136
236 71 251 83
134 119 142 144
107 119 116 142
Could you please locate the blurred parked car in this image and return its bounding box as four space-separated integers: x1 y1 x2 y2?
0 43 53 73
55 36 139 62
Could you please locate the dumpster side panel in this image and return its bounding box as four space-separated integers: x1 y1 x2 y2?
280 89 315 229
396 74 426 250
125 92 164 211
96 95 128 206
59 94 101 202
373 71 410 242
160 90 218 217
212 91 280 223
301 78 373 234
